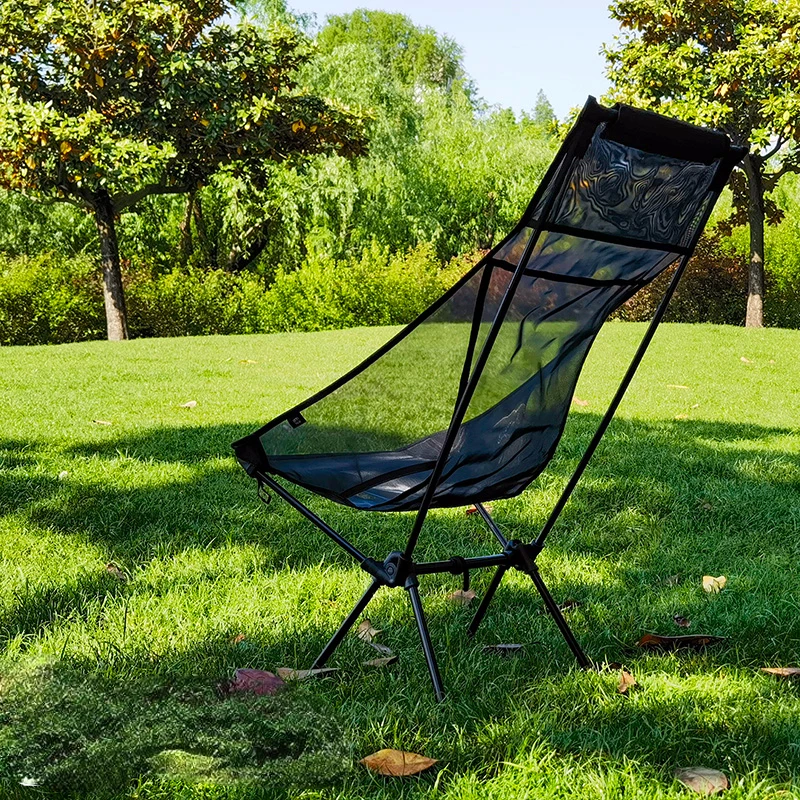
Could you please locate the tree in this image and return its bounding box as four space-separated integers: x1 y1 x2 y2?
532 90 556 130
0 0 364 339
604 0 800 327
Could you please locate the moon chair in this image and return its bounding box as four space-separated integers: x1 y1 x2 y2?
232 97 747 701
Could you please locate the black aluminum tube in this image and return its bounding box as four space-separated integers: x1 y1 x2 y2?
528 566 590 668
257 474 367 564
476 503 507 547
531 168 728 553
467 565 507 637
406 578 445 702
402 122 586 561
311 579 380 669
414 552 510 575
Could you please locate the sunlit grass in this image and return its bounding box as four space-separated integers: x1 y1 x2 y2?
0 322 798 799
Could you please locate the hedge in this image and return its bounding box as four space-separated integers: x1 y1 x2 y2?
0 235 796 346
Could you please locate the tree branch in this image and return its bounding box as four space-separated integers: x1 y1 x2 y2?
113 183 191 211
761 135 788 161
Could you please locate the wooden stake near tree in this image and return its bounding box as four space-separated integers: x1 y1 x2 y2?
604 0 800 327
0 0 365 340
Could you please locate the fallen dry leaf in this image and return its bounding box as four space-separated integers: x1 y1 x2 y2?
667 384 690 389
617 669 637 694
357 618 382 643
239 359 257 364
673 614 691 629
675 413 689 420
674 766 729 795
465 503 493 515
740 356 752 364
760 666 800 681
226 668 285 696
360 749 438 777
58 470 69 480
691 403 700 409
105 562 128 582
572 396 590 407
364 656 398 668
482 643 523 656
230 634 246 645
276 667 339 681
447 588 477 606
702 575 727 594
92 419 112 426
637 633 725 651
180 400 198 408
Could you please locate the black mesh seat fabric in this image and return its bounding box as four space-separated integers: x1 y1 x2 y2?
233 98 745 513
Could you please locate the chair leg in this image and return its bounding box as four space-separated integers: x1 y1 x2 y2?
467 565 507 637
405 576 445 702
527 566 591 668
311 578 381 669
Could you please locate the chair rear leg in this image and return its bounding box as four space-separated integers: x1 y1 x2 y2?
312 578 381 669
527 566 591 668
467 565 507 637
405 575 445 702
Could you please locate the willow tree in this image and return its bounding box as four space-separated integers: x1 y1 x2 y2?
0 0 364 339
604 0 800 327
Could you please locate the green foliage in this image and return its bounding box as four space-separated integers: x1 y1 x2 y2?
604 0 800 327
265 242 466 332
189 10 556 274
126 266 266 338
316 9 468 93
605 0 800 152
0 192 92 257
0 0 365 207
0 0 366 339
615 234 748 325
0 252 104 344
0 244 472 344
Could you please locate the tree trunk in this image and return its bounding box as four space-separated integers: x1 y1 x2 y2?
228 227 270 272
179 191 195 268
743 154 765 328
93 190 128 341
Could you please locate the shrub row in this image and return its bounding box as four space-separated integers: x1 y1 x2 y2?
0 235 796 346
614 235 749 325
0 243 466 345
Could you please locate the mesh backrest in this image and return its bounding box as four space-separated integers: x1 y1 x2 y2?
233 99 740 516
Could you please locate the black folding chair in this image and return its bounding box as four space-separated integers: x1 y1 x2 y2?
233 97 746 701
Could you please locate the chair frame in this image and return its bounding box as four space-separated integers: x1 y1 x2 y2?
251 102 742 702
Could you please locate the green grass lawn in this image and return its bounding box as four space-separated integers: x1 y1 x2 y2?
0 322 799 799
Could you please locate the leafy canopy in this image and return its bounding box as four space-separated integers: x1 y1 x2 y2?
0 0 365 211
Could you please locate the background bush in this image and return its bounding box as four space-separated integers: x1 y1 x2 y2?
0 244 473 345
615 234 749 325
0 253 105 345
